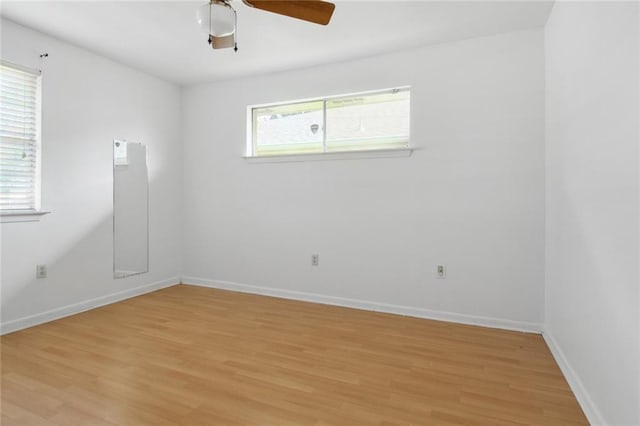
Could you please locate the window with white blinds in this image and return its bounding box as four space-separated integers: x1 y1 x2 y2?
0 61 41 212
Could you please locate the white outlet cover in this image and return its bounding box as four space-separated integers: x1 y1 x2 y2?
36 264 47 278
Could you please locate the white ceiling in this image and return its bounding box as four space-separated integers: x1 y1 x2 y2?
1 1 553 86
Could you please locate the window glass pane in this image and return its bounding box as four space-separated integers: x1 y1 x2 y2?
253 100 324 156
325 89 410 152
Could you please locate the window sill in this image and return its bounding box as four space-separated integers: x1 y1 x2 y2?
243 147 414 164
0 210 50 223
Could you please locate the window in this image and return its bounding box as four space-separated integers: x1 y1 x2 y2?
0 60 42 213
248 87 410 158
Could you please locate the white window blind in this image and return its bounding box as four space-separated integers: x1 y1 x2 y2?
249 87 410 157
0 61 41 211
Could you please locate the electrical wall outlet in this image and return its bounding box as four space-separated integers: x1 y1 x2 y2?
36 264 47 279
436 264 446 279
311 254 319 266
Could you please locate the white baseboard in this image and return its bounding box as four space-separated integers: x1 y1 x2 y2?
543 330 605 425
0 276 180 335
182 276 543 334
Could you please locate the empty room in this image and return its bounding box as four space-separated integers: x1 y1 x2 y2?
0 1 638 425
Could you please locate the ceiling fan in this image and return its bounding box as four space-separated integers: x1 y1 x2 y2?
196 0 336 51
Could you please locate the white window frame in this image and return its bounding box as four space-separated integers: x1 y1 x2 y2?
245 87 413 163
0 60 48 223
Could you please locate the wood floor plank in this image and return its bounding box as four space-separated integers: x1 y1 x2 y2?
1 284 588 425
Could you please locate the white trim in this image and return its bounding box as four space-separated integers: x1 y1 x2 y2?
0 59 41 76
0 210 50 223
244 147 414 164
181 276 542 333
542 330 605 426
248 86 412 110
35 67 43 211
0 277 180 335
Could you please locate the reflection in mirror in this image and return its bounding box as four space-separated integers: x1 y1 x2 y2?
113 139 148 278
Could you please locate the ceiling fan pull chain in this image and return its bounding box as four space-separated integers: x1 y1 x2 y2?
234 7 238 52
208 0 213 45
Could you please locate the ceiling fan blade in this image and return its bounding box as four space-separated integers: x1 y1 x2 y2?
243 1 335 25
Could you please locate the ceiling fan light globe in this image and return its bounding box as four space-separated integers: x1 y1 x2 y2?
196 3 211 34
197 1 236 37
210 2 236 37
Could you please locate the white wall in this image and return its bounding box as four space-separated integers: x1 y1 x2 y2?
0 19 183 331
545 2 639 425
181 29 546 329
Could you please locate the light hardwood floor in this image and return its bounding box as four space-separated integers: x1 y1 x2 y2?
1 284 587 425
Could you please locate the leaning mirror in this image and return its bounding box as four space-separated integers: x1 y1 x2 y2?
113 139 148 278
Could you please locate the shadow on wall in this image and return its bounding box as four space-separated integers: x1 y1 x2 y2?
1 212 114 325
0 172 166 330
